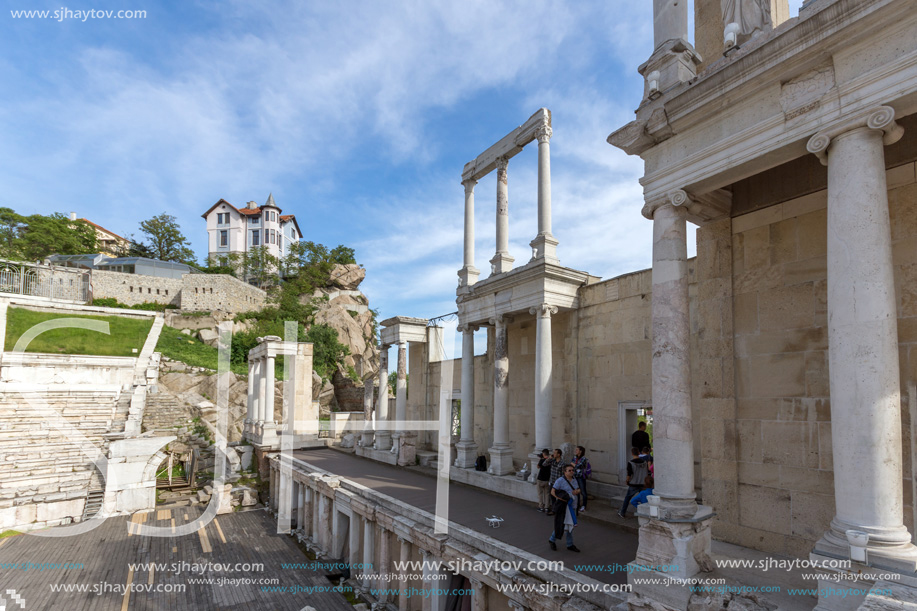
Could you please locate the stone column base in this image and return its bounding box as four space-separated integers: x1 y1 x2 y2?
530 233 559 263
488 446 514 476
527 452 542 483
397 433 417 466
634 504 714 580
360 431 374 448
490 252 515 275
454 440 478 469
374 431 392 452
814 522 917 574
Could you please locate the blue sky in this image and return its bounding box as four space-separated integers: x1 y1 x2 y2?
2 0 805 325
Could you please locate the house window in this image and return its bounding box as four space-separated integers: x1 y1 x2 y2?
216 213 229 225
252 230 260 246
219 230 228 247
250 215 260 225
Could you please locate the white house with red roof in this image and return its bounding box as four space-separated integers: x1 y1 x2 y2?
202 194 302 265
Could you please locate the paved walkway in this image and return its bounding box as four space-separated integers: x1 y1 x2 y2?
0 506 352 610
294 448 639 585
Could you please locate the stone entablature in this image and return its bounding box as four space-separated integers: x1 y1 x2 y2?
91 268 266 313
270 455 624 611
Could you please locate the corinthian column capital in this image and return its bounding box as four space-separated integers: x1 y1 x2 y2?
535 125 553 144
807 106 904 166
462 178 477 194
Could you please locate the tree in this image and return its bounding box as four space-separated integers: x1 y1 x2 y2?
17 213 96 261
138 213 196 264
0 208 24 259
243 245 280 288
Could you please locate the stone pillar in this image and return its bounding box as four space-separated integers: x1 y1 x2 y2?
490 157 514 274
471 577 488 611
375 346 392 451
459 178 480 287
312 488 319 544
420 549 435 611
528 303 557 480
377 527 391 604
263 354 276 424
245 360 255 436
807 107 917 573
488 315 513 475
530 124 559 262
653 0 688 48
349 513 361 583
649 195 696 517
254 358 265 423
362 518 375 589
361 377 375 448
397 536 412 610
394 341 407 436
455 324 478 468
302 487 313 543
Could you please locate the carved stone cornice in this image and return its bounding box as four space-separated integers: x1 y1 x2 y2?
528 303 558 318
807 106 904 166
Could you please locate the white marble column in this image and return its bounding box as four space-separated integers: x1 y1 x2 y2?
361 376 375 448
471 577 488 611
530 124 559 262
245 360 255 436
488 315 513 475
394 341 407 436
312 488 320 544
490 157 514 274
459 178 480 287
263 354 276 424
362 518 375 589
375 346 392 451
529 303 557 479
254 358 265 423
648 193 696 517
807 107 917 571
653 0 688 48
397 536 412 610
455 324 478 468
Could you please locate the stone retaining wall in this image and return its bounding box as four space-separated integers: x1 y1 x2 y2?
91 270 266 313
92 269 182 307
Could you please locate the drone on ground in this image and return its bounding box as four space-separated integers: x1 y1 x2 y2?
485 515 504 528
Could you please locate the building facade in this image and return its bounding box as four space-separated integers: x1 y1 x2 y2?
202 194 302 266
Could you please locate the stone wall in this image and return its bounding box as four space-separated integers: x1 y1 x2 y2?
180 273 265 312
91 269 265 313
92 269 182 307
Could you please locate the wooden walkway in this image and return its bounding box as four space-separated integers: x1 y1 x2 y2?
0 507 353 611
295 448 640 585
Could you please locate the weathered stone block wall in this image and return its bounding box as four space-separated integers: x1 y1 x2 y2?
92 269 182 307
180 273 265 312
718 157 917 558
576 272 654 484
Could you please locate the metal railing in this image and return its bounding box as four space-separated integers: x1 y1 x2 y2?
0 259 90 303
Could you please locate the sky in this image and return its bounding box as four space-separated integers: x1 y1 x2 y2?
2 0 805 329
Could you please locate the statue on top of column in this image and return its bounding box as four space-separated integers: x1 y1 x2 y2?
722 0 772 42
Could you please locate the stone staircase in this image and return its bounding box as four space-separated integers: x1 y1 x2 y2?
81 468 105 521
142 392 193 437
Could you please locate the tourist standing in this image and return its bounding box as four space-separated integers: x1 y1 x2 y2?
632 421 650 452
571 446 592 513
548 464 581 552
536 449 552 512
618 447 649 518
546 448 565 516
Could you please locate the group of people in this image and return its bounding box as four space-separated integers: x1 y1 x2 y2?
535 446 591 552
531 422 655 553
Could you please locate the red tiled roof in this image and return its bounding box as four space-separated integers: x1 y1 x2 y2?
238 207 261 216
78 218 127 242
